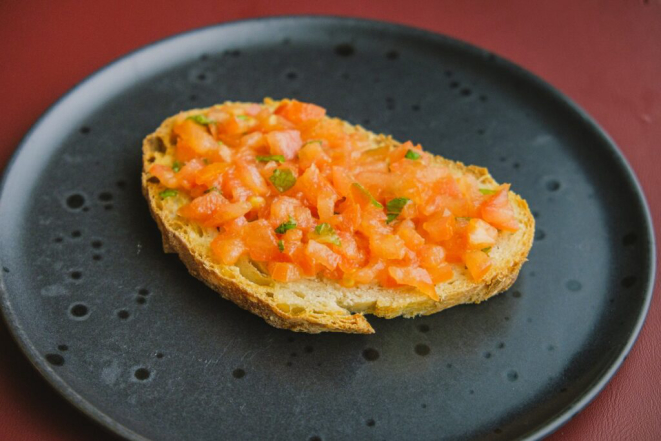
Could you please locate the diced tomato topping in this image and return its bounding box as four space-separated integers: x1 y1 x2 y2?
266 130 303 160
423 210 455 242
396 220 425 251
275 100 327 125
467 218 498 249
463 250 492 281
268 262 302 282
178 191 227 224
149 164 178 188
211 236 245 265
370 234 406 260
305 240 341 270
152 99 521 292
480 185 519 232
388 266 438 301
242 219 280 262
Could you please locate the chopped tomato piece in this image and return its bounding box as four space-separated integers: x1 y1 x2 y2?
298 140 331 170
149 164 178 188
211 236 245 265
463 250 492 281
427 264 454 284
242 219 280 262
174 120 221 158
275 100 326 125
266 130 303 160
236 162 269 195
209 201 252 226
353 259 386 284
467 218 498 249
195 162 231 188
317 190 337 221
480 185 519 231
396 220 425 251
176 159 205 189
422 210 455 242
370 234 406 260
178 191 227 224
268 262 302 282
305 240 341 270
387 266 439 301
418 245 447 268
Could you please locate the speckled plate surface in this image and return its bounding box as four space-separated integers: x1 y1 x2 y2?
0 17 655 441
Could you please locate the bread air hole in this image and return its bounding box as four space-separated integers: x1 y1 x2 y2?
151 136 166 153
236 256 273 286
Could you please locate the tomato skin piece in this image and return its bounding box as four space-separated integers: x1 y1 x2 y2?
463 250 492 281
467 218 498 249
268 262 302 282
266 130 303 160
211 236 245 265
480 185 519 232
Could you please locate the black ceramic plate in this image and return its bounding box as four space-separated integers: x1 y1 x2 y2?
0 17 655 441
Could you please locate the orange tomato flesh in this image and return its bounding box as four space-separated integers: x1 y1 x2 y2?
148 99 520 297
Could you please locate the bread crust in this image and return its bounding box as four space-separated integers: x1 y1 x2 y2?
142 101 535 334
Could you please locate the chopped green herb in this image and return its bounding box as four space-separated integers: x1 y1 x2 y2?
313 223 341 246
275 216 297 234
172 161 183 173
204 186 221 194
482 247 492 254
386 197 411 223
187 114 214 125
479 188 497 195
351 183 383 208
236 115 250 121
256 155 286 163
269 169 296 192
456 216 471 221
277 240 285 252
405 149 421 160
203 158 210 164
159 189 178 199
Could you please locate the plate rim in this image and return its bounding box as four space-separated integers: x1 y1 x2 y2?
0 15 656 441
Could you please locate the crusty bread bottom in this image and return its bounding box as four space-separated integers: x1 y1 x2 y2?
142 102 535 334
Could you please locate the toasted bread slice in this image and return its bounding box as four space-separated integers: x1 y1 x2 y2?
142 101 534 334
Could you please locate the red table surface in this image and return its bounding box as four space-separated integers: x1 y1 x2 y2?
0 1 659 440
